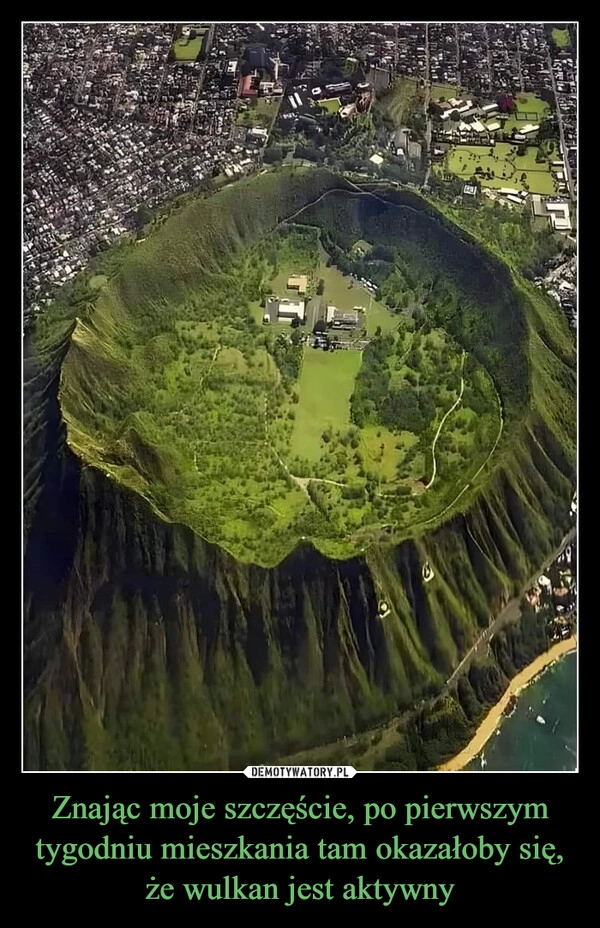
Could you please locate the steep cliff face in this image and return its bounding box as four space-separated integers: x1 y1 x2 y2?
23 169 576 770
24 396 573 770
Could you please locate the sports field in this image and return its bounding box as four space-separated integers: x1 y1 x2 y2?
318 98 341 113
552 28 571 48
444 143 558 196
290 348 362 460
431 83 463 101
171 34 205 61
500 94 551 135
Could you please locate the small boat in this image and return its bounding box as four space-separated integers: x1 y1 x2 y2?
536 715 546 725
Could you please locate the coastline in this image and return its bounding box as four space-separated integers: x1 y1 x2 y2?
437 635 577 772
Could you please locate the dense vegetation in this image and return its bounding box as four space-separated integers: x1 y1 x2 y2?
24 166 576 770
44 169 545 564
281 590 565 771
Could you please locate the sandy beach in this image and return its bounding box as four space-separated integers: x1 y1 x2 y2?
437 635 577 772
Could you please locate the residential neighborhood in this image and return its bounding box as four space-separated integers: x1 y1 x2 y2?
524 540 577 642
23 22 577 330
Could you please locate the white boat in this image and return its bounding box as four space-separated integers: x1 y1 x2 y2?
536 715 546 725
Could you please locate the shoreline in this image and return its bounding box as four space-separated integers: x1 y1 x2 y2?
437 635 577 772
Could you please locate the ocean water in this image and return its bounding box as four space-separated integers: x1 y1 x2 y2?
466 651 577 772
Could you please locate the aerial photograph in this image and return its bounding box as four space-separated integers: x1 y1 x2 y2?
23 21 577 771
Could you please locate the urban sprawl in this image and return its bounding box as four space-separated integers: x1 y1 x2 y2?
23 22 577 329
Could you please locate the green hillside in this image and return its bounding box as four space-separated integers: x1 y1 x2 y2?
23 166 576 770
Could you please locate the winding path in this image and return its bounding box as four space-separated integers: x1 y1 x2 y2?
425 350 465 489
273 181 508 526
422 381 504 525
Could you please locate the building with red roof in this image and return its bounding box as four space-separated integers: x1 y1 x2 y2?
238 74 258 97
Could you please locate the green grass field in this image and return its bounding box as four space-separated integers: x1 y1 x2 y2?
318 98 341 113
552 27 571 48
499 95 551 135
444 143 558 196
376 78 424 127
290 348 362 460
360 425 407 481
431 83 463 101
171 34 205 61
236 96 278 129
514 94 551 119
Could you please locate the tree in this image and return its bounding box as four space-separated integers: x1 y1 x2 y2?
316 278 325 295
497 93 515 114
133 204 152 228
290 326 303 345
264 146 283 163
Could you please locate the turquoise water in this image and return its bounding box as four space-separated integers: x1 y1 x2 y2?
465 651 577 771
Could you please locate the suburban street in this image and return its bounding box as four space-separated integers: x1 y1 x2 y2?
548 50 575 202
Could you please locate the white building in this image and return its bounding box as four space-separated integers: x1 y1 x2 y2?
277 299 305 323
545 201 571 231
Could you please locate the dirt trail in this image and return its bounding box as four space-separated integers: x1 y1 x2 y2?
425 351 466 490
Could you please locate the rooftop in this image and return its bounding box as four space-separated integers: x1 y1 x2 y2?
287 275 308 293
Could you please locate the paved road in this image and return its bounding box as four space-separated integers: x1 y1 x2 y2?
191 24 216 131
548 51 575 203
423 23 433 187
442 526 576 692
280 527 576 764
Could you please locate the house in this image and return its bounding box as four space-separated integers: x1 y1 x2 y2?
332 308 359 328
248 127 268 140
463 183 478 204
277 299 305 322
287 275 307 294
